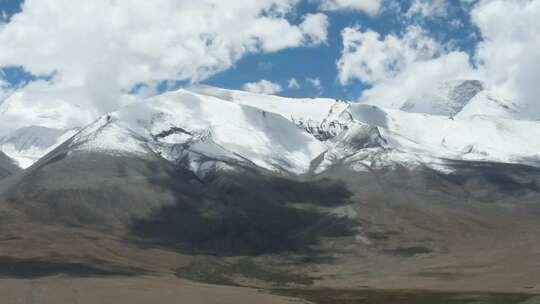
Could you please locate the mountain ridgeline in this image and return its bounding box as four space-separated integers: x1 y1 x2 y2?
0 81 539 294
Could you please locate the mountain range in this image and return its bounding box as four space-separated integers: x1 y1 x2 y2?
2 80 539 174
0 80 540 300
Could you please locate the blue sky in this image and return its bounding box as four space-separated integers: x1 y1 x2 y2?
0 0 481 100
0 0 20 20
206 0 481 100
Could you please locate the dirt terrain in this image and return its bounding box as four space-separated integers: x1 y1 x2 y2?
0 277 302 304
1 152 540 303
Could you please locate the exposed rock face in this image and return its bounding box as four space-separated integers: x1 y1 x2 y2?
292 107 353 141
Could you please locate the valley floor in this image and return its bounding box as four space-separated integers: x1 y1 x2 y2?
1 153 540 303
0 276 539 304
0 276 298 304
0 220 540 303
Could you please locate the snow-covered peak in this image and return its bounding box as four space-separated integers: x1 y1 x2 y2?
4 84 540 176
400 80 484 117
0 126 78 168
187 85 354 141
354 103 540 165
68 115 151 156
67 89 327 175
456 91 525 120
313 102 540 174
188 85 344 123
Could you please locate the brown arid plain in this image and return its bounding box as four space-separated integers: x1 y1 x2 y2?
1 150 540 303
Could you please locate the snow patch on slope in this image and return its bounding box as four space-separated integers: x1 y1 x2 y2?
69 116 150 156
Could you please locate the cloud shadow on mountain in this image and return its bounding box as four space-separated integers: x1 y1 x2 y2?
129 167 358 256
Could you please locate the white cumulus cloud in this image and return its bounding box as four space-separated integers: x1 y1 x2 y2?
0 78 10 104
307 77 323 92
288 78 301 89
0 0 329 130
336 25 474 106
405 0 448 19
338 26 441 86
317 0 382 16
337 0 540 118
243 79 283 95
300 13 329 45
472 0 540 118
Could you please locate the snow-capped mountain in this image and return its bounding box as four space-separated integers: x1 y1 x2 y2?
396 80 530 121
456 90 525 120
66 89 326 176
0 126 78 168
3 82 540 291
0 91 90 169
2 81 539 177
317 103 540 173
188 85 350 140
188 85 540 174
400 80 484 117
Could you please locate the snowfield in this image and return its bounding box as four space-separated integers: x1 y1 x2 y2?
69 89 327 175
